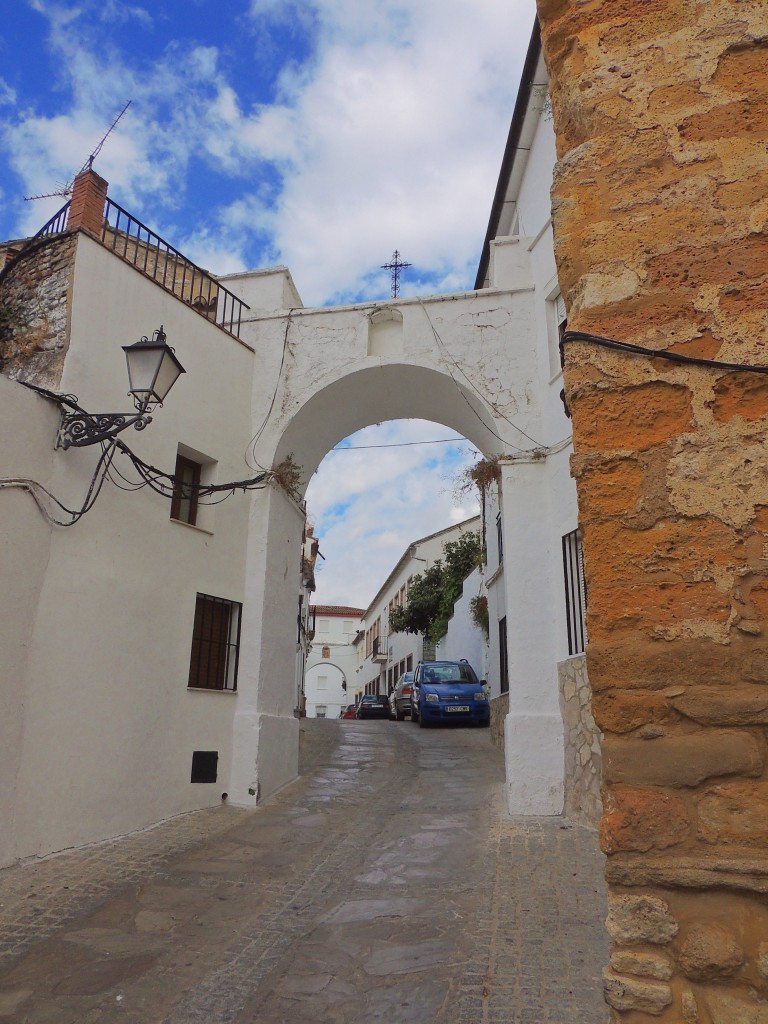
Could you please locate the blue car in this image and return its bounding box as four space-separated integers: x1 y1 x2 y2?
411 660 489 728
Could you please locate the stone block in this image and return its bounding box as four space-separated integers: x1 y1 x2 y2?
602 730 764 787
586 580 731 644
703 987 768 1024
606 894 678 946
606 854 768 895
697 782 768 846
571 455 644 517
600 786 689 853
679 922 744 981
571 381 693 452
602 968 673 1015
610 950 674 980
592 690 670 733
672 688 768 726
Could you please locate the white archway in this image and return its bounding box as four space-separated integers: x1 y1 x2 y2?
228 283 563 809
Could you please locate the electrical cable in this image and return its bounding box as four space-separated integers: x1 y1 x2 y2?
330 437 472 451
245 310 293 470
561 330 768 374
417 298 546 450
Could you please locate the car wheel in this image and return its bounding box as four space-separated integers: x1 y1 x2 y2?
419 709 429 728
411 705 419 723
395 706 404 721
480 717 490 728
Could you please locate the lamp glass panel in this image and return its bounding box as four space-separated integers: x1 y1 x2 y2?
125 345 163 400
153 349 184 402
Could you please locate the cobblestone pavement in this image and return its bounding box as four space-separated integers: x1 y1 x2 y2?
0 720 609 1023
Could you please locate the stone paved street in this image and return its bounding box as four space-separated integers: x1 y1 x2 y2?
0 720 609 1023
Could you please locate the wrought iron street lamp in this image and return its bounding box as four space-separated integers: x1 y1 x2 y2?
57 326 185 449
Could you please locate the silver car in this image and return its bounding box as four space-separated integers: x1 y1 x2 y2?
389 670 415 721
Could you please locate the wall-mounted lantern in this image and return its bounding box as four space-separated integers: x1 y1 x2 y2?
57 326 185 449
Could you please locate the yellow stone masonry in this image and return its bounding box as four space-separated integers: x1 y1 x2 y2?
537 0 768 1018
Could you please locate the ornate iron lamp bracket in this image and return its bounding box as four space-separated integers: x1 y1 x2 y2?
57 408 152 450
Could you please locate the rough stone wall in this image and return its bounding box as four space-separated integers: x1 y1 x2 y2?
537 0 768 1019
490 692 509 751
559 655 602 828
0 234 76 388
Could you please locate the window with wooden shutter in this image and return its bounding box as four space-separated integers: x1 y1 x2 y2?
188 593 241 690
171 454 201 525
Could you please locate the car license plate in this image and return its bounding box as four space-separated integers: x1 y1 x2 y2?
446 705 470 713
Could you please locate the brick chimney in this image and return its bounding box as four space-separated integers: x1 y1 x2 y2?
67 166 108 236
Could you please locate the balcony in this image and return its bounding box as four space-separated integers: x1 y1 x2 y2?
372 636 388 663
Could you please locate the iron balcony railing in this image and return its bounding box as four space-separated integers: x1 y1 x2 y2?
16 198 250 340
372 636 388 662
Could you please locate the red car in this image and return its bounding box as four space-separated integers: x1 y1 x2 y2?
340 704 358 720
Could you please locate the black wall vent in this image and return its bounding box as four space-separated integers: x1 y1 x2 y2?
191 750 218 784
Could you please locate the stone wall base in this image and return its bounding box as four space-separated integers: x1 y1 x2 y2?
490 692 509 751
559 655 602 828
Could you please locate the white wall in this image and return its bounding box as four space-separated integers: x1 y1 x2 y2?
436 565 487 680
4 235 255 863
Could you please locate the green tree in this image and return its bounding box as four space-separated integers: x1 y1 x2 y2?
389 531 482 645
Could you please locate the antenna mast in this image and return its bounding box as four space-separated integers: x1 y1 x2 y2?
24 100 132 201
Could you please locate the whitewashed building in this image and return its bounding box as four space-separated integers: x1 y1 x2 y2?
358 517 483 696
305 605 363 718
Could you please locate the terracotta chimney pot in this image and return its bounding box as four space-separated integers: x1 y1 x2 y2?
67 167 108 236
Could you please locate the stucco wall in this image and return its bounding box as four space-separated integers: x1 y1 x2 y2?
2 235 256 864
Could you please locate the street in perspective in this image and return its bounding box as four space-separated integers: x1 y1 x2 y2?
0 719 608 1023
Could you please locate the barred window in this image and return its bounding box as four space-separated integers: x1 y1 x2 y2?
188 593 242 691
562 530 587 656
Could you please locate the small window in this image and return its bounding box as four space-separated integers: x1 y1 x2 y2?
548 292 568 378
498 617 509 694
316 705 327 719
406 654 413 672
171 454 201 525
317 676 328 691
188 593 242 691
496 512 504 564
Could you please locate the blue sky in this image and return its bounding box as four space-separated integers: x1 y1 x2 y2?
0 0 536 606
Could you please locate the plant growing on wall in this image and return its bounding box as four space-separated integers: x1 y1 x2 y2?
269 453 303 502
470 594 489 639
389 531 482 644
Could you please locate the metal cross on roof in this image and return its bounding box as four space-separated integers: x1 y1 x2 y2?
381 250 412 298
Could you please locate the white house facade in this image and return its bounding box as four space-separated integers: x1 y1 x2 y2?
358 517 483 697
305 605 363 718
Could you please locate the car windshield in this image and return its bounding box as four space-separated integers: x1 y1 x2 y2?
421 664 478 684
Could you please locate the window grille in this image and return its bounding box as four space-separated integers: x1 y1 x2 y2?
188 593 242 690
562 530 587 656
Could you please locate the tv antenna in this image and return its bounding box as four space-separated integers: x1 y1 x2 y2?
24 100 132 201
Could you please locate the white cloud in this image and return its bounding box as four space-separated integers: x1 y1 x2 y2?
240 0 535 303
4 0 534 302
306 420 481 609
